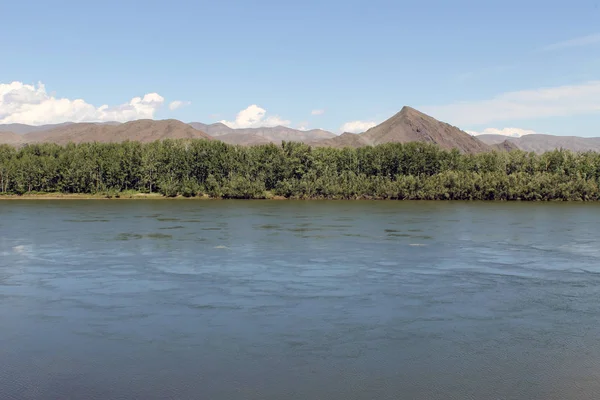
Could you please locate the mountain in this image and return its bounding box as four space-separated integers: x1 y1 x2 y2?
188 122 336 145
315 106 490 153
217 132 273 146
0 119 334 146
188 122 233 136
475 134 510 145
313 132 370 148
2 108 489 152
0 122 74 134
477 134 600 153
0 131 25 146
491 140 520 152
16 119 212 145
0 121 121 135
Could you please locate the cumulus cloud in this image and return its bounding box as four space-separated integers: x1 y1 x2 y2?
422 81 600 126
340 120 377 133
466 127 539 137
220 104 290 129
0 81 164 125
541 33 600 51
169 100 191 111
311 109 325 115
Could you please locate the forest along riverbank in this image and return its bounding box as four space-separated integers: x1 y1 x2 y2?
0 193 596 201
2 140 600 200
0 192 291 200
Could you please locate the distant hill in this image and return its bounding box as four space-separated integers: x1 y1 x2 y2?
14 119 212 145
0 131 25 146
10 112 600 154
188 122 233 136
0 122 74 135
1 120 335 146
0 110 490 152
0 121 121 135
476 134 511 145
313 132 370 148
490 140 520 152
216 132 273 146
315 106 490 154
477 134 600 153
188 122 336 145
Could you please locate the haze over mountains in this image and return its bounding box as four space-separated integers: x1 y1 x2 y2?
1 106 598 154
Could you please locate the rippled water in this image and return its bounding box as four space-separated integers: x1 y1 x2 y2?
2 200 600 399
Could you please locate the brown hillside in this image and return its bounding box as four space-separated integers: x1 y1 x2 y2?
317 106 491 153
478 134 600 154
0 131 25 146
22 119 212 145
476 134 511 145
491 140 520 152
312 132 370 148
218 132 273 146
188 123 336 145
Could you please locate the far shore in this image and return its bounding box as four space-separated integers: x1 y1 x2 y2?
0 192 289 200
0 193 594 202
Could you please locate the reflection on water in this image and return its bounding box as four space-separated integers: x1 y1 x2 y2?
1 201 600 399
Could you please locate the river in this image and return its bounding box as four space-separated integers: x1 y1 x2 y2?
1 200 600 399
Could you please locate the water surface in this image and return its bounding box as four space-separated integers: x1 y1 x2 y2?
1 200 600 399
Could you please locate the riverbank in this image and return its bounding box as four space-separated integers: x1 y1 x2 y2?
0 192 289 200
0 192 192 200
0 192 592 201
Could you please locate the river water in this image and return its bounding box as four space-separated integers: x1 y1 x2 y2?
1 200 600 399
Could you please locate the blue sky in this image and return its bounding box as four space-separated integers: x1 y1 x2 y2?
1 0 600 136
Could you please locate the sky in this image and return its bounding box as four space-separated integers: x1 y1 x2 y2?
1 0 600 136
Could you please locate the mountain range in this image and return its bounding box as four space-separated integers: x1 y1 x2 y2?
1 107 598 154
476 134 600 154
0 120 211 146
188 122 336 145
0 121 121 135
0 120 335 148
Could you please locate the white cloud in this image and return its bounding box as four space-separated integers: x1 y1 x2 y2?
220 104 290 128
340 120 377 133
0 81 164 125
169 100 191 111
422 81 600 126
311 109 325 115
466 127 539 137
297 121 309 130
541 33 600 51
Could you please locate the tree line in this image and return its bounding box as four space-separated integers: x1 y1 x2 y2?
1 140 600 200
